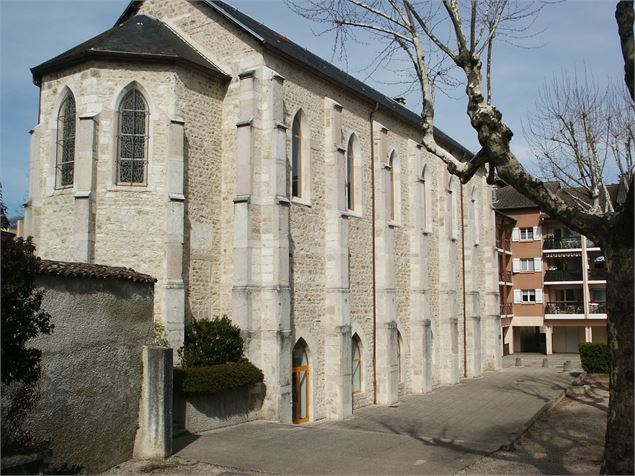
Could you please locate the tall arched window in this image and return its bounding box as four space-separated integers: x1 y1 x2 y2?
118 88 148 185
352 334 362 394
397 331 404 383
346 137 355 210
291 113 302 198
471 186 479 245
56 92 76 188
448 176 458 240
388 152 396 221
420 165 432 231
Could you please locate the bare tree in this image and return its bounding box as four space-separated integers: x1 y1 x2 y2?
289 0 633 473
526 72 634 214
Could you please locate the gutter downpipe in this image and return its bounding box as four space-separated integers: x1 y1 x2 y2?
460 179 468 378
370 102 379 404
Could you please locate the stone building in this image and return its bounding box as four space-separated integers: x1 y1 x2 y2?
24 0 501 424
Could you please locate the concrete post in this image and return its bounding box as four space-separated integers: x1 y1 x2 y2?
134 346 173 459
546 325 553 354
73 114 98 263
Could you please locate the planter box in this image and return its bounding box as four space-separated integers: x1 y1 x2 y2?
174 383 265 433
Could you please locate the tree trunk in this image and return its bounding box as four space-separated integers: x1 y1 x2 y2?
601 192 634 474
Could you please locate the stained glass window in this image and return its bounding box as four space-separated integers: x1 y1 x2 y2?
56 94 76 188
118 88 148 184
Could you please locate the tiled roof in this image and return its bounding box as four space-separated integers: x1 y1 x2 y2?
39 260 156 283
116 0 473 158
31 14 228 85
494 182 619 211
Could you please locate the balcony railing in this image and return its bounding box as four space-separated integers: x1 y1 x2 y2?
544 270 583 282
496 238 511 251
543 237 582 250
498 271 512 282
589 302 607 314
545 301 584 314
588 268 607 281
500 303 513 315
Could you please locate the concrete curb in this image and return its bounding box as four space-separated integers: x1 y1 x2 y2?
498 371 586 452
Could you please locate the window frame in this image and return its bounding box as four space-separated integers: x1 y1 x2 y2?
521 289 537 303
55 92 76 189
520 258 536 272
291 113 302 199
116 87 149 186
519 227 534 241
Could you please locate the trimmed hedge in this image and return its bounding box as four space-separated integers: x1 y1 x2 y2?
178 316 244 368
174 361 264 395
579 342 609 373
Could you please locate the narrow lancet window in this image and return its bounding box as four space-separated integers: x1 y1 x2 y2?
118 88 148 184
292 113 302 198
346 137 355 210
56 93 76 188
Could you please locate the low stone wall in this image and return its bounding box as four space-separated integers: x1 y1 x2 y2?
174 383 265 433
21 263 155 473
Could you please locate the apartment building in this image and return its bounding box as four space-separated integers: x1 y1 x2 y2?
494 184 609 354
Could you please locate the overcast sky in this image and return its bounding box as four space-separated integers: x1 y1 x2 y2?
0 0 624 218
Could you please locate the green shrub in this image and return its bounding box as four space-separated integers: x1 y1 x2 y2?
174 361 264 394
178 315 244 367
579 342 609 373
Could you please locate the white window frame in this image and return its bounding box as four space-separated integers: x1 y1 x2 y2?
519 227 534 241
520 258 535 272
521 289 536 303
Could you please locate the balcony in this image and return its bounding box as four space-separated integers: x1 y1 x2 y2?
544 270 583 282
545 301 584 315
500 303 513 315
496 238 511 251
589 302 607 314
543 237 582 250
588 268 607 281
498 271 512 283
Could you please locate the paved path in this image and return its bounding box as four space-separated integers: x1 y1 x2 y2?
174 355 582 475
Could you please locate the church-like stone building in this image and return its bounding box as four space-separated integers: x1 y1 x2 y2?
24 0 501 424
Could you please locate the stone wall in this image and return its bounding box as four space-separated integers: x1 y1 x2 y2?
25 272 154 473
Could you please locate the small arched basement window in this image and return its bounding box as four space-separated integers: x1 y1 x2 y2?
118 88 149 185
56 93 76 188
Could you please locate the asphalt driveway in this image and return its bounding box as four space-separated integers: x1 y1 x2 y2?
174 355 581 474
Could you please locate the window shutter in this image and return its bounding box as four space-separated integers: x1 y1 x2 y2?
511 227 520 242
513 289 521 303
533 257 542 272
533 226 542 240
535 288 544 303
512 259 521 273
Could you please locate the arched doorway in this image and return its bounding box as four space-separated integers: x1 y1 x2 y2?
292 339 310 424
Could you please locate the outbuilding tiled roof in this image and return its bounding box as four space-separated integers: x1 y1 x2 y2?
116 0 473 158
39 260 156 283
31 14 228 86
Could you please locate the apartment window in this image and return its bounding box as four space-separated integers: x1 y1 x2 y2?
55 92 76 188
118 88 149 184
514 288 543 303
521 259 535 272
522 290 536 302
520 227 534 240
